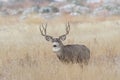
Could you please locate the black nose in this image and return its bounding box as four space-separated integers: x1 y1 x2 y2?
53 45 57 47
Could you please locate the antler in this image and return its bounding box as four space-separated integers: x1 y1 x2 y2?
66 22 70 35
64 22 70 36
59 22 70 41
39 23 53 42
39 23 47 36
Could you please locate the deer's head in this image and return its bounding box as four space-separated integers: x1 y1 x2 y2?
39 23 70 52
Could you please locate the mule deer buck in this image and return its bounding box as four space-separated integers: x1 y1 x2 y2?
39 23 90 65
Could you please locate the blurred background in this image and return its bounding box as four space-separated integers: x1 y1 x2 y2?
0 0 120 20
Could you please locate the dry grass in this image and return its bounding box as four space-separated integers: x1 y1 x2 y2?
0 15 120 80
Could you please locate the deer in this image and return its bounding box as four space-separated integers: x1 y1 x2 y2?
39 23 90 66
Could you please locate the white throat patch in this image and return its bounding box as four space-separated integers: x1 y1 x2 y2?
52 42 61 52
52 47 61 52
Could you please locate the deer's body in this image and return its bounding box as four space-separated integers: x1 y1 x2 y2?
39 23 90 65
54 44 90 64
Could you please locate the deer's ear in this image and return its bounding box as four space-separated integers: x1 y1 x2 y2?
59 35 66 41
45 36 53 42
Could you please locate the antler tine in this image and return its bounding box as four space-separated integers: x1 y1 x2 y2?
39 25 44 36
65 22 70 35
39 23 47 36
43 23 47 34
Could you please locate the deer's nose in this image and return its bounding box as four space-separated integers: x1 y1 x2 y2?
53 45 57 47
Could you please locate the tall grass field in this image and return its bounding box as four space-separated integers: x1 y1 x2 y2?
0 15 120 80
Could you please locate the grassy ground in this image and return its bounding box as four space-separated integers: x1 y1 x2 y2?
0 15 120 80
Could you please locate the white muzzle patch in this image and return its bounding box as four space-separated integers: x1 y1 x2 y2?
52 42 61 52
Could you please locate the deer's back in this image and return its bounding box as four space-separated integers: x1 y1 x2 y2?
63 44 90 55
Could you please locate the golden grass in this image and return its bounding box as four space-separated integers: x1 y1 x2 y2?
0 15 120 80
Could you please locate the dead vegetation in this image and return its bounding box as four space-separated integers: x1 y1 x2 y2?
0 15 120 80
